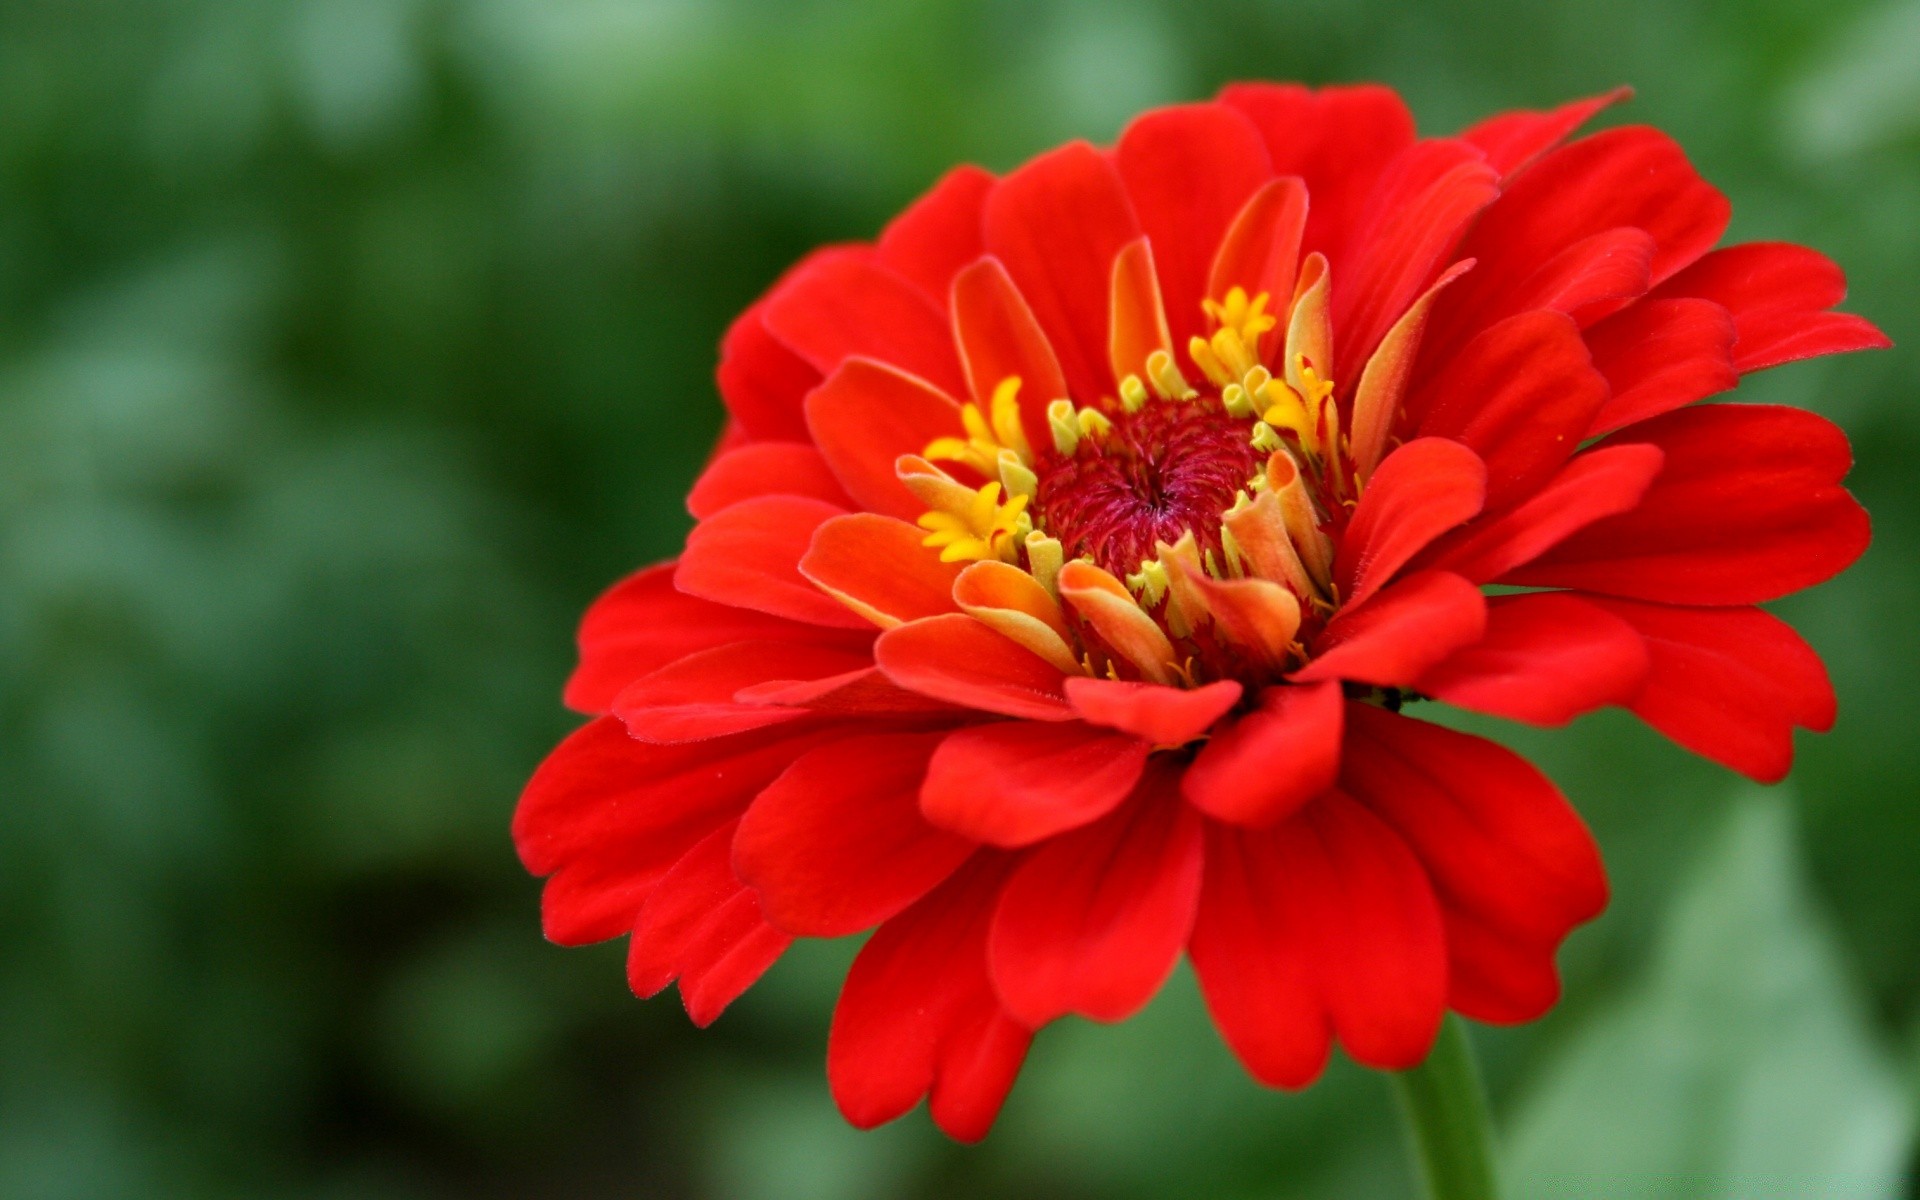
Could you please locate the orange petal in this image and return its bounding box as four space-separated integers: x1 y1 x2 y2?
951 255 1068 449
1208 177 1309 357
953 560 1081 673
1349 259 1474 482
1284 251 1332 380
806 359 966 521
874 613 1073 720
801 514 964 628
1221 490 1315 599
1056 560 1178 685
1109 237 1174 386
1188 572 1302 670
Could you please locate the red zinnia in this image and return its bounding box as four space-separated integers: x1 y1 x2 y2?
514 84 1885 1141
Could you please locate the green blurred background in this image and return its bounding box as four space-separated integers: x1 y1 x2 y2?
2 0 1916 1196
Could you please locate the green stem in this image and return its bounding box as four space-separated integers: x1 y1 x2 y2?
1391 1015 1500 1200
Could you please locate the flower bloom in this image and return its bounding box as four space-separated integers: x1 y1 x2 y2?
514 84 1885 1140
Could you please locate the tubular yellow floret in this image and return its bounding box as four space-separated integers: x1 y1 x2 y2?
1250 421 1284 454
1118 374 1150 413
998 449 1038 500
1188 334 1233 388
1075 407 1113 440
988 376 1034 462
1047 398 1080 456
1024 531 1064 597
1125 558 1170 609
1146 349 1196 401
1209 326 1259 382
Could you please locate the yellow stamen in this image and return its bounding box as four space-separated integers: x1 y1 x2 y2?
925 375 1032 476
916 481 1029 564
1201 286 1278 358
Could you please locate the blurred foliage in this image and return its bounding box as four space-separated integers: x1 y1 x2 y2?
0 0 1916 1197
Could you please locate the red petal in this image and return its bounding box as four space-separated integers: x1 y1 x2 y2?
1341 705 1607 1023
1510 403 1870 605
612 640 872 743
1429 126 1729 355
805 358 965 521
1336 437 1487 607
921 721 1149 846
988 774 1204 1025
1458 86 1633 177
563 563 869 714
1418 444 1666 583
1063 677 1243 744
1333 140 1499 379
1114 102 1273 350
1584 297 1738 436
1295 572 1487 688
676 495 869 629
983 142 1141 403
1586 597 1836 782
514 717 833 944
875 613 1073 720
762 249 967 397
1412 310 1611 509
1219 83 1417 263
878 165 994 307
1479 226 1655 329
800 513 963 628
627 818 792 1027
950 255 1069 451
733 665 959 719
1417 592 1651 726
828 858 1030 1142
734 732 975 937
1649 241 1891 372
717 301 819 442
687 442 851 519
1190 792 1447 1084
1181 681 1343 826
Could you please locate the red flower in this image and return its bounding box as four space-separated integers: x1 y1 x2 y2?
514 84 1885 1140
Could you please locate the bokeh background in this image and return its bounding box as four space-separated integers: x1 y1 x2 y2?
2 0 1917 1196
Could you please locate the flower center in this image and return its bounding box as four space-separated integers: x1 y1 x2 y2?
1032 399 1261 580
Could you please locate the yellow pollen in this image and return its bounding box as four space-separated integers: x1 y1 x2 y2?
917 480 1030 564
925 376 1033 476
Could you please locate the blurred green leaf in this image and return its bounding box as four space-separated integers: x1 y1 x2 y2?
1504 791 1915 1197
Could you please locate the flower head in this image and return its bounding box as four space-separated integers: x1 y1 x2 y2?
514 84 1885 1141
